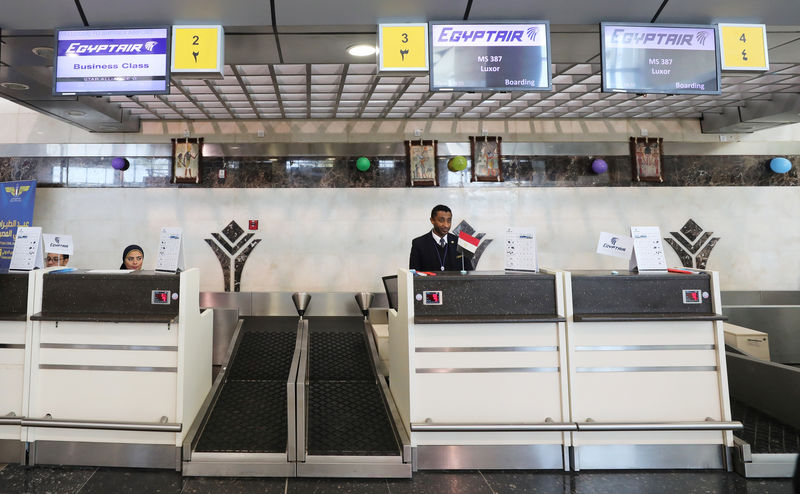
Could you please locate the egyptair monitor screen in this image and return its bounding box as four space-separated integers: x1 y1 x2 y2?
429 22 552 92
53 27 171 96
601 23 721 95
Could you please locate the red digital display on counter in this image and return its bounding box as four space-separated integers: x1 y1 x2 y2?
151 290 171 305
682 289 702 304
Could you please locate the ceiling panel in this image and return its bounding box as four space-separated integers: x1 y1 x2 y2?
468 0 660 24
79 0 270 27
659 0 800 25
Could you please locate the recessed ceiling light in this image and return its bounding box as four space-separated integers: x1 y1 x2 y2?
346 44 376 57
0 82 30 91
32 46 54 59
67 110 86 116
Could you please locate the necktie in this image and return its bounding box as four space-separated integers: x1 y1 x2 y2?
439 238 446 249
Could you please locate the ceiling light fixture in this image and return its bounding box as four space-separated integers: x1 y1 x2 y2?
32 46 55 59
67 110 86 116
0 82 30 91
346 44 377 57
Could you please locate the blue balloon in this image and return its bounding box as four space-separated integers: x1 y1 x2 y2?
591 158 608 174
769 157 792 174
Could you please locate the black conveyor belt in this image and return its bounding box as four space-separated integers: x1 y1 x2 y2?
732 399 800 454
195 317 296 453
306 316 400 457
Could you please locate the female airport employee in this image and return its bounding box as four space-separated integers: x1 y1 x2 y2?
120 245 144 270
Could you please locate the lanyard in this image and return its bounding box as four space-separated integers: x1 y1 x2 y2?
434 236 448 271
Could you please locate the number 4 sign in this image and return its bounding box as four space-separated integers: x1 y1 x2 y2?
718 24 769 71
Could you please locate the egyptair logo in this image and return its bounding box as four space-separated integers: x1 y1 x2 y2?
610 237 618 246
526 27 538 41
5 184 30 198
695 31 708 46
145 41 157 52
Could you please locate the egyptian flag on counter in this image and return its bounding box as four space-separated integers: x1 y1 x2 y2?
458 230 480 254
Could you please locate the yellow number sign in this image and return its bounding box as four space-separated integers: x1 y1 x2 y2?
719 24 768 71
379 23 428 72
172 25 224 74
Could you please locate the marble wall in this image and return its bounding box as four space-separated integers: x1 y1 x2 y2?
32 186 800 293
2 154 798 188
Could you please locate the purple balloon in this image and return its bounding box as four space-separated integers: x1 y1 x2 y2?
111 157 129 171
591 158 608 174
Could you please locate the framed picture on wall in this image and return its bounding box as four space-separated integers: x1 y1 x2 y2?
172 137 203 184
630 137 663 183
406 140 438 186
470 136 503 182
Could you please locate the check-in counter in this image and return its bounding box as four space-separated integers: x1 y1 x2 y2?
564 270 739 470
26 268 212 469
389 269 572 470
0 269 36 463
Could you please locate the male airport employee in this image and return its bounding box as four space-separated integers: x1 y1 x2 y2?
409 204 474 272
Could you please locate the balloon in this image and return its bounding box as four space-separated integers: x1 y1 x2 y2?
591 158 608 174
769 157 792 174
111 157 129 171
356 157 371 171
448 156 468 172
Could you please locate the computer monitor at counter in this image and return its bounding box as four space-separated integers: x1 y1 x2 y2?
382 275 398 311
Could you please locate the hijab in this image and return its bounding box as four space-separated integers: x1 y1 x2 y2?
120 244 144 269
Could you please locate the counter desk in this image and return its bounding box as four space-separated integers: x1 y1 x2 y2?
564 270 739 470
388 269 572 470
0 269 36 463
25 268 212 469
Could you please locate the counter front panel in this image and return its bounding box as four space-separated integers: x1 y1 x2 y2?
0 271 29 320
413 271 559 323
35 270 180 322
571 271 715 317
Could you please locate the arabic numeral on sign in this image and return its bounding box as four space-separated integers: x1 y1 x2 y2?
401 33 408 43
490 55 502 62
739 33 746 43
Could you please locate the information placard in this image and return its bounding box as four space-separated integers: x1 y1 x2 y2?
430 21 551 92
505 227 538 272
629 226 667 272
9 226 43 271
601 23 721 95
155 227 185 273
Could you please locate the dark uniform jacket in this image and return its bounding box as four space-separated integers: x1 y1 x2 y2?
409 232 473 272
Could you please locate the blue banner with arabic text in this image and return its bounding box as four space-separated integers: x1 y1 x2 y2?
0 180 37 270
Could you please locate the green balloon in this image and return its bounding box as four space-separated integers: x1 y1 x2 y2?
448 155 468 172
356 156 371 171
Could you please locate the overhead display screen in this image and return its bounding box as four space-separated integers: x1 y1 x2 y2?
53 27 170 95
429 22 551 92
601 23 721 95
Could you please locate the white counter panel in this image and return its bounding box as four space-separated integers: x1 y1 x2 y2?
412 372 564 423
571 371 722 421
572 350 718 368
414 351 560 369
413 323 559 347
32 370 177 422
39 321 178 346
38 349 178 368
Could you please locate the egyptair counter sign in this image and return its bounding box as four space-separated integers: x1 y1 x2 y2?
171 25 224 79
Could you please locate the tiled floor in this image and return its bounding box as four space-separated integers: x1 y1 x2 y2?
0 464 795 494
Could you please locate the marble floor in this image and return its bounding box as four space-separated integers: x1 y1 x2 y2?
0 464 796 494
